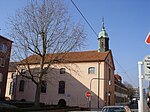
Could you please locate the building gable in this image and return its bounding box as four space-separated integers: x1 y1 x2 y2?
104 50 115 70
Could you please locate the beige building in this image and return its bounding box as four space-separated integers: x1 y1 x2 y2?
5 21 115 108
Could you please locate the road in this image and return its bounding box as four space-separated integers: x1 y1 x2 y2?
129 103 138 112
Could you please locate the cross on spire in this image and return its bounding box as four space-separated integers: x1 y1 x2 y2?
102 17 105 30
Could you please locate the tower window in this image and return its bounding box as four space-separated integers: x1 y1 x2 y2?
101 41 104 48
88 67 95 74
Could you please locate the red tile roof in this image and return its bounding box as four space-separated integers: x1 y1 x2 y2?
114 74 122 81
19 50 111 64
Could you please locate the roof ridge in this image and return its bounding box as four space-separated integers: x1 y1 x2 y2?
19 50 111 65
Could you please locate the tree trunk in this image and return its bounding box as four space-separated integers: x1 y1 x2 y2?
34 82 41 107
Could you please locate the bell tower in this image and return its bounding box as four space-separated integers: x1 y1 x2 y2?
98 18 109 52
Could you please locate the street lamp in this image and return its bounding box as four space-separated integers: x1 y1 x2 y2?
107 91 111 96
89 78 112 109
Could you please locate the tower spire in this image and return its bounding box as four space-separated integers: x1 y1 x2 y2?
98 18 109 52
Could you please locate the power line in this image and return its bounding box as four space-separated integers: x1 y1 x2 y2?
70 0 136 87
113 57 137 87
70 0 98 37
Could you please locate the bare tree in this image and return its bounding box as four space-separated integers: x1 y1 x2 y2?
8 0 85 106
124 81 136 100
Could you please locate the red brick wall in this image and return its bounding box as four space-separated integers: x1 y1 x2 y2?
0 36 12 99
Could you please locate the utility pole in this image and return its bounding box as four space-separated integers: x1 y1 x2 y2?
138 61 144 112
89 78 112 109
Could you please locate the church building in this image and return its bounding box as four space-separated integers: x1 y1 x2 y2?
5 20 115 108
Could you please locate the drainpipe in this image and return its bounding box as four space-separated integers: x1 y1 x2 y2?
14 72 18 100
97 62 100 108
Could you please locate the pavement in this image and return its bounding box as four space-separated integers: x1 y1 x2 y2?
0 102 17 108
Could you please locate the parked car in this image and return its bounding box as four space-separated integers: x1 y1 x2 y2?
101 105 131 112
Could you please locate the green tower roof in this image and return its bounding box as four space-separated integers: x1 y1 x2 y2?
98 19 108 38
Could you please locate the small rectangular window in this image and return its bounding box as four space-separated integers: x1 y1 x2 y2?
88 67 95 74
21 69 26 74
0 44 3 51
0 44 7 53
0 58 5 67
60 68 66 74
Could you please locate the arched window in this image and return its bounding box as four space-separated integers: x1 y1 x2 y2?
19 80 25 92
60 68 66 74
58 81 65 94
88 67 95 74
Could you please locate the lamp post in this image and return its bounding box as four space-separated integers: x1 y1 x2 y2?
89 78 112 109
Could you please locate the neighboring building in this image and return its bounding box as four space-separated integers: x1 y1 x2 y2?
5 62 16 100
0 35 12 100
114 74 129 105
130 87 139 102
5 21 115 108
